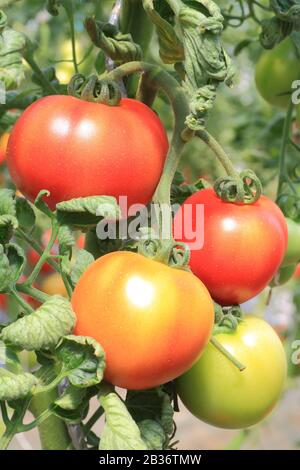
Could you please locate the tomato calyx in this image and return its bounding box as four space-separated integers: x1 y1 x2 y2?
137 238 191 271
213 304 243 335
214 169 262 205
67 73 122 106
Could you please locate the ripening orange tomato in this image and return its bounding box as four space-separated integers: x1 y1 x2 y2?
72 251 214 390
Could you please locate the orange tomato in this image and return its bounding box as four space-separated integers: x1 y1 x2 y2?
72 251 214 390
0 132 9 165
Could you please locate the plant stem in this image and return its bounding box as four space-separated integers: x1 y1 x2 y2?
16 228 60 273
23 54 58 95
62 0 78 74
30 390 72 450
225 429 250 450
18 408 53 433
83 406 104 436
210 337 246 372
277 100 294 200
25 224 59 287
9 289 34 315
16 284 50 304
61 272 73 299
0 402 9 427
0 399 30 450
196 129 239 178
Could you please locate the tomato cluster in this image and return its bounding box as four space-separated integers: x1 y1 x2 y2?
6 93 289 432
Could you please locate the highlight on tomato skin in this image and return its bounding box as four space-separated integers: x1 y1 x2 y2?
71 250 215 391
174 188 288 306
6 95 169 211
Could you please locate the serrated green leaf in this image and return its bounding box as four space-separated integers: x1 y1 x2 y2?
0 214 18 244
15 197 36 229
56 196 120 229
99 392 148 450
54 384 86 410
126 388 174 436
0 341 21 373
58 225 75 254
56 335 105 388
0 189 16 217
1 296 76 350
70 249 94 286
0 11 26 89
0 243 24 292
85 17 142 63
138 419 165 450
143 0 184 64
0 368 38 400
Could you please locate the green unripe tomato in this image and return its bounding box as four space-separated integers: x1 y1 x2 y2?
270 263 297 287
177 316 287 429
255 38 300 108
282 218 300 266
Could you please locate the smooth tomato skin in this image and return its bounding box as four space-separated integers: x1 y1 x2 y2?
174 188 288 306
255 38 300 108
7 95 168 210
282 218 300 267
177 316 287 429
0 132 9 165
72 251 214 390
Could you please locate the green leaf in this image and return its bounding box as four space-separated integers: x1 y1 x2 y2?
56 335 105 388
0 189 16 217
99 392 148 450
0 10 26 89
0 368 38 400
0 341 21 373
15 197 36 229
138 419 165 450
0 214 18 244
54 384 87 410
58 225 75 275
0 243 24 292
50 403 86 424
85 17 142 63
70 249 94 286
1 296 76 350
126 388 174 436
143 0 184 64
56 196 120 229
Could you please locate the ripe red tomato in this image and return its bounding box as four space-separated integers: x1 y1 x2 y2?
177 316 287 429
0 132 9 165
294 263 300 278
7 95 168 210
72 251 214 390
174 188 288 305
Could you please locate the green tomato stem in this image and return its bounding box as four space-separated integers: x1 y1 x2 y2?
9 289 34 315
62 0 79 74
18 407 53 433
24 223 59 287
23 54 58 95
16 284 50 304
0 399 30 450
30 390 72 450
196 129 239 179
210 336 246 372
277 100 294 201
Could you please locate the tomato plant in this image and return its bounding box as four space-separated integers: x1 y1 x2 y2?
177 316 287 429
174 188 288 305
7 95 168 210
255 38 300 108
72 251 214 390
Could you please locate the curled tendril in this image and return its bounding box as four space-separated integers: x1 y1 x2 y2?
67 73 121 106
138 238 191 270
214 169 262 204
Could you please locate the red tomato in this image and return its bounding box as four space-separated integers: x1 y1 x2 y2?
72 251 214 390
174 189 288 305
0 132 9 165
7 95 168 210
